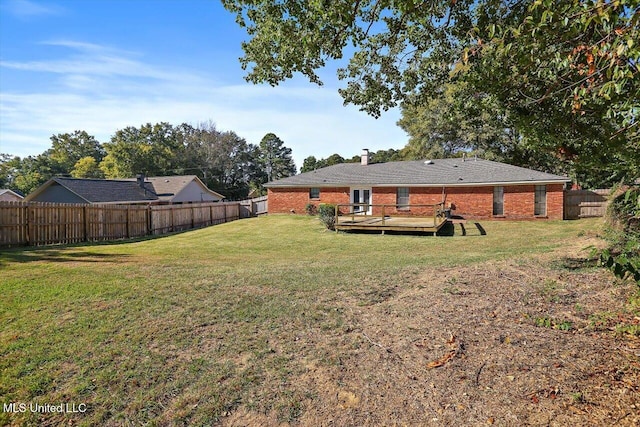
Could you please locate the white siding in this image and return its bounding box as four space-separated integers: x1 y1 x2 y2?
172 181 222 203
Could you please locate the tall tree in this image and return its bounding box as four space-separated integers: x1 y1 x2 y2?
300 155 319 173
224 0 640 184
209 131 260 199
100 122 187 178
7 154 59 195
183 122 262 199
0 154 16 189
49 130 104 173
258 133 296 182
398 81 563 169
71 157 105 179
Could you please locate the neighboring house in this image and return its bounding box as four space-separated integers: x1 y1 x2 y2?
0 189 24 202
128 176 225 203
25 175 224 204
265 150 571 220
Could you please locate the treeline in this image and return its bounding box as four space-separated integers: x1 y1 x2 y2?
0 122 296 200
300 149 403 172
301 79 635 189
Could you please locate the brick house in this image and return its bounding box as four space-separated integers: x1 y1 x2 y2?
265 150 570 220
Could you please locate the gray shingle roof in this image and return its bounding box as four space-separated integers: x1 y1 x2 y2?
127 175 225 201
142 176 193 199
52 177 158 203
265 158 570 187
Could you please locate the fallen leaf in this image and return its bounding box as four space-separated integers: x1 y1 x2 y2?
427 350 456 369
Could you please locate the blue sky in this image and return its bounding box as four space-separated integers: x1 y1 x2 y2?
0 0 408 169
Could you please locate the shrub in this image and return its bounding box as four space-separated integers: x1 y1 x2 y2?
318 203 337 230
305 203 318 216
599 187 640 284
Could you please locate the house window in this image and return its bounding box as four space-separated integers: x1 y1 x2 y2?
309 188 320 199
534 185 547 216
493 186 504 216
396 187 409 209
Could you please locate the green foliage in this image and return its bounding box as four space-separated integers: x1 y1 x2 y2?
101 122 188 178
184 122 263 200
599 187 640 284
534 316 572 331
258 133 296 183
224 0 639 186
1 122 285 201
318 203 337 230
600 248 640 283
71 156 104 178
4 154 61 195
49 130 104 172
300 149 402 172
468 0 640 187
300 153 348 172
305 203 318 216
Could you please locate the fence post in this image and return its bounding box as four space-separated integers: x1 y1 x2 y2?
83 205 88 242
126 206 130 239
147 205 152 236
25 203 31 246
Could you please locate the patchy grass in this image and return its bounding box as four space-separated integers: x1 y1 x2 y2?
1 216 637 426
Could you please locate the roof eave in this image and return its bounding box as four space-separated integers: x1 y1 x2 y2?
266 179 570 188
24 178 92 203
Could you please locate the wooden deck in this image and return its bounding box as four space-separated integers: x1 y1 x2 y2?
334 203 447 234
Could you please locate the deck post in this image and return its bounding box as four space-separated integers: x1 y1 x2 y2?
381 205 385 226
433 204 437 227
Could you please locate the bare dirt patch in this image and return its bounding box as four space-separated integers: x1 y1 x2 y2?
222 237 639 426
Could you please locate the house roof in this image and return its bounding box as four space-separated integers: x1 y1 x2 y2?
0 189 23 199
265 158 570 188
130 175 225 201
26 177 159 203
25 175 226 204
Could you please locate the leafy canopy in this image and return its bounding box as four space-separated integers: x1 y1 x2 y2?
224 0 640 183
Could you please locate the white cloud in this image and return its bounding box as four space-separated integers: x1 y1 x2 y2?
1 40 198 83
0 40 408 168
1 0 63 18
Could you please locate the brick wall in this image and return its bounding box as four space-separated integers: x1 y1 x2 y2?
546 184 565 220
268 184 564 219
267 187 350 214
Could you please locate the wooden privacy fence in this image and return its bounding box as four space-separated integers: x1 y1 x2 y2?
0 201 240 247
239 195 268 218
564 189 610 220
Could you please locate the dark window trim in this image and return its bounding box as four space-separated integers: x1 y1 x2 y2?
309 187 320 200
493 186 504 216
396 187 410 210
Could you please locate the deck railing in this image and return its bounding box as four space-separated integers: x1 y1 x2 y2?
335 202 446 227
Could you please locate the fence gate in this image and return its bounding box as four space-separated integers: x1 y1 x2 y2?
563 189 610 219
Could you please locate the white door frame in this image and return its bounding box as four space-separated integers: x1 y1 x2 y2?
350 187 372 215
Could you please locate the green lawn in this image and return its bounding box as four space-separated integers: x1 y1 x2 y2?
0 216 602 425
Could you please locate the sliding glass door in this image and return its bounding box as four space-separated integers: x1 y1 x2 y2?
351 188 372 214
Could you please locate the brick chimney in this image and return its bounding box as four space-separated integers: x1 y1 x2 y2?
361 149 369 166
